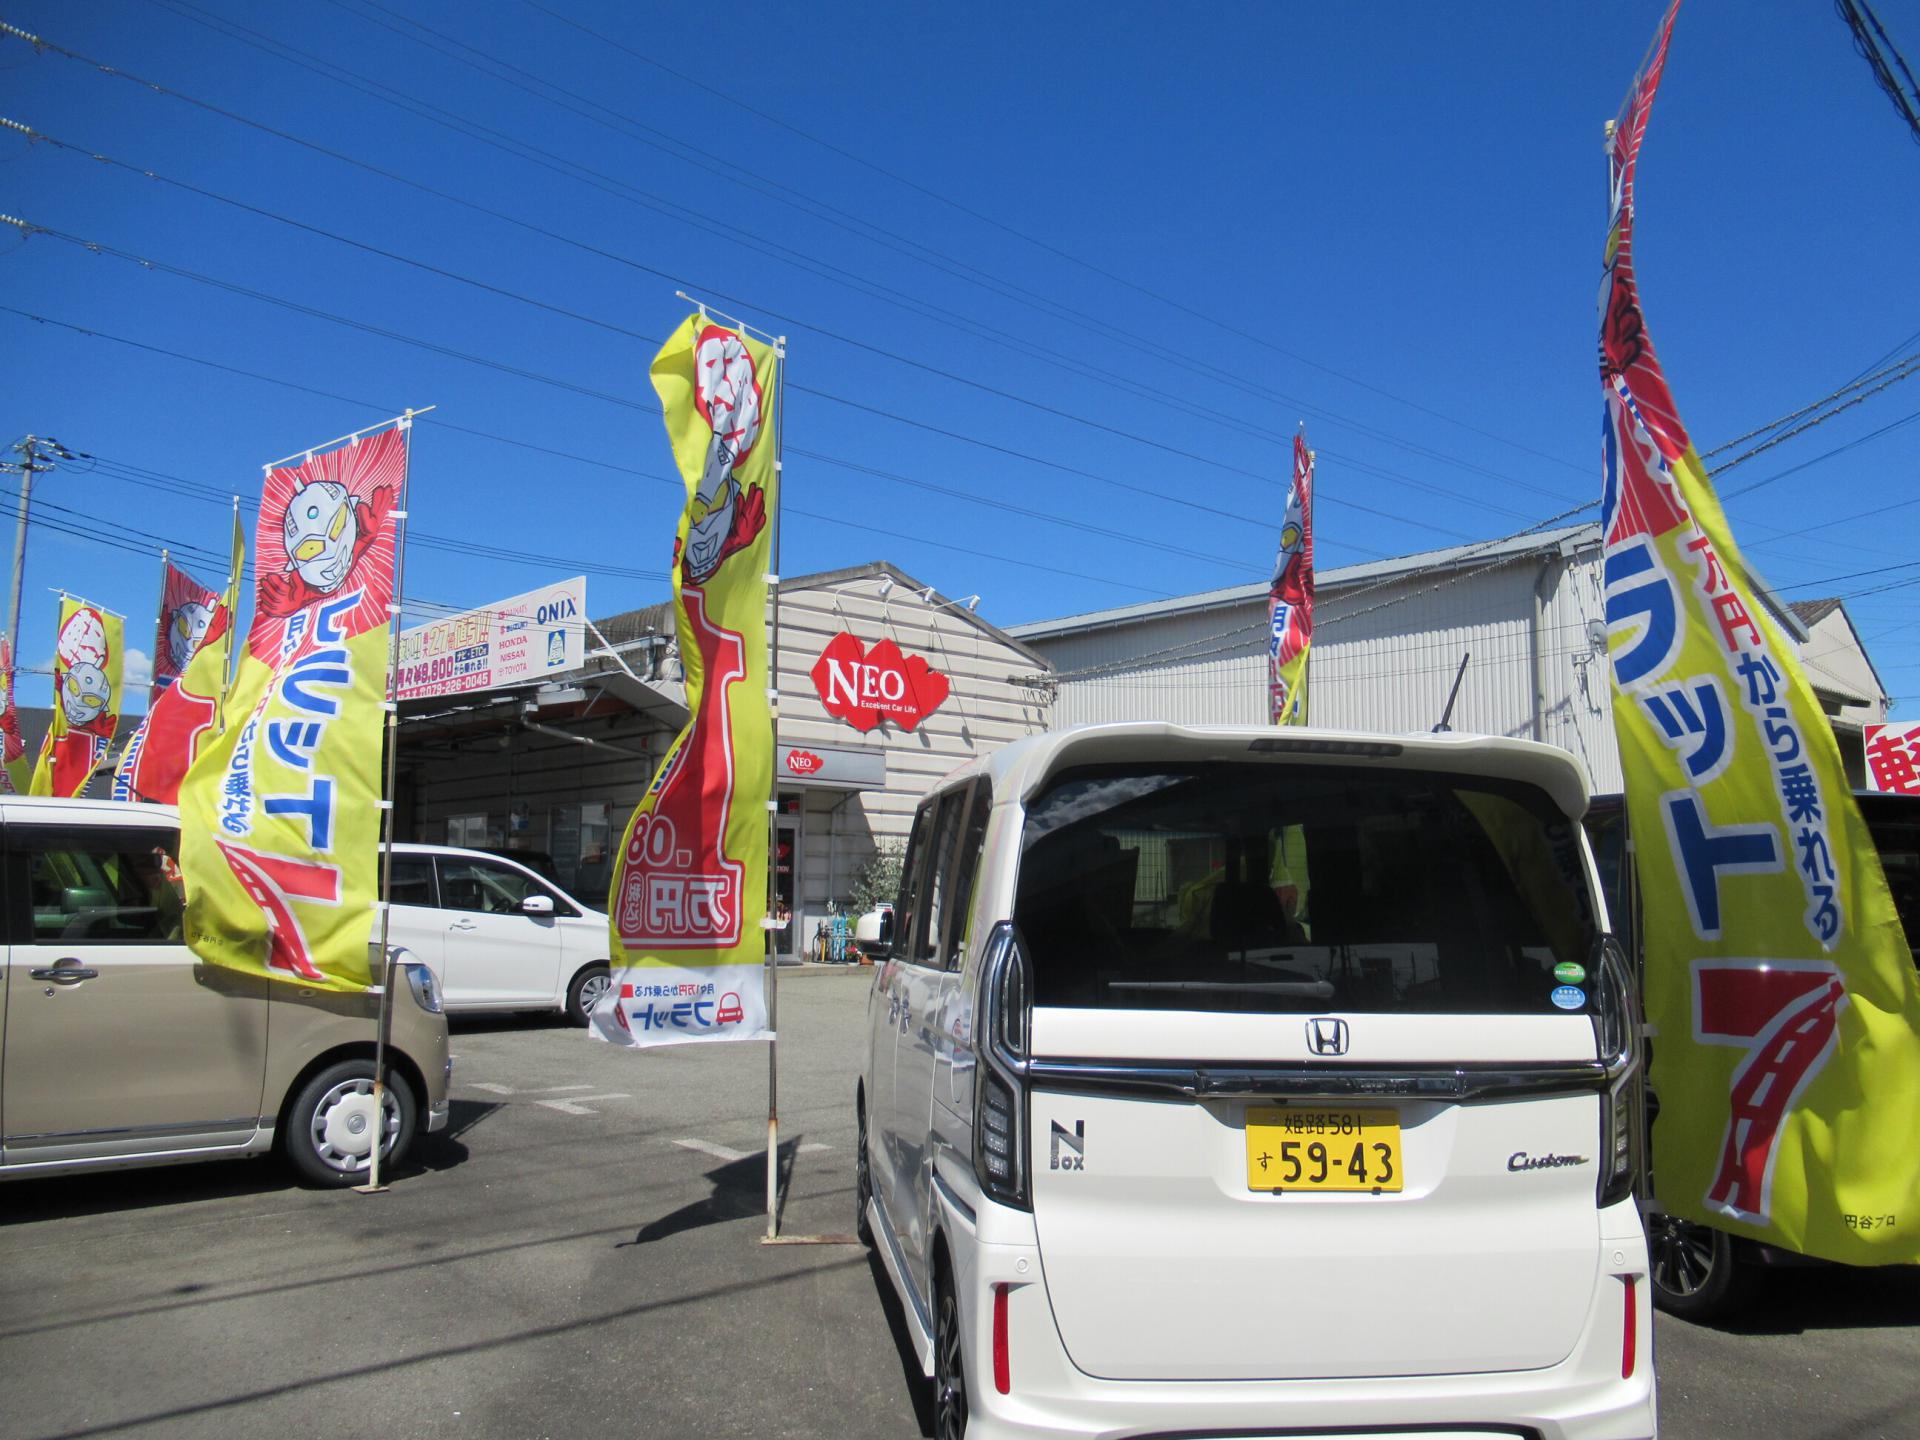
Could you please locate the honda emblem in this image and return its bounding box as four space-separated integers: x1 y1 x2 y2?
1306 1017 1350 1057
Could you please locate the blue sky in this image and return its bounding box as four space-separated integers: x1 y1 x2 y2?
4 0 1916 717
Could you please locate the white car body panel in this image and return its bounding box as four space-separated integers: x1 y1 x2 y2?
385 844 607 1016
861 724 1656 1439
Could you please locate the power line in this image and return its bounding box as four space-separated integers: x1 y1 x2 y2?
507 0 1600 483
0 308 1189 597
1835 0 1920 147
10 12 1588 512
1698 349 1920 461
1708 356 1920 481
8 220 1375 573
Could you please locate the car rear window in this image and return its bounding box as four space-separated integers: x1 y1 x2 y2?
1015 763 1597 1015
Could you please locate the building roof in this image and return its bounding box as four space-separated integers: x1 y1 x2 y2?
1789 597 1845 628
780 560 1054 669
1008 524 1602 640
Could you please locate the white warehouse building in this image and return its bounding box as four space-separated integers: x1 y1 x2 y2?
1008 523 1885 795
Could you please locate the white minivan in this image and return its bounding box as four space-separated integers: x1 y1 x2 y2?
858 724 1654 1440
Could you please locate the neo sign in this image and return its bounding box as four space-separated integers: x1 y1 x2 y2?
810 633 950 734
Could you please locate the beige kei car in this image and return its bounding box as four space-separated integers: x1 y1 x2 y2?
0 798 450 1187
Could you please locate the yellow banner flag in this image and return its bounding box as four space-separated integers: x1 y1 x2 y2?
1602 2 1920 1264
179 426 408 992
29 595 124 798
595 315 780 1046
0 636 32 794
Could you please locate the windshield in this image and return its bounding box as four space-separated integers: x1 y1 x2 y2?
1015 762 1597 1015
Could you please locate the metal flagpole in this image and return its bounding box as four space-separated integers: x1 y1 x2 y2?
764 334 787 1241
221 498 241 722
153 548 169 700
360 408 417 1195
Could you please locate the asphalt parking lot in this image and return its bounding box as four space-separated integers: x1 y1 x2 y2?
2 967 1917 1440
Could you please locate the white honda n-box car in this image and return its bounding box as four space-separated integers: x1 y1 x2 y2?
857 724 1654 1440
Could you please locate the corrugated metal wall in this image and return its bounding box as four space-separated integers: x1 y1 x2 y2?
1036 539 1625 794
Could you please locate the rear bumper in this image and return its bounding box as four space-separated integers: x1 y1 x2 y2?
941 1190 1656 1440
426 1099 450 1134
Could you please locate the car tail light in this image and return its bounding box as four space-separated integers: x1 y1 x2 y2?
992 1283 1011 1394
1593 936 1642 1208
974 924 1031 1211
1621 1275 1638 1378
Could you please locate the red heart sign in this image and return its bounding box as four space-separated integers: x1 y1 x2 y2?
811 632 950 734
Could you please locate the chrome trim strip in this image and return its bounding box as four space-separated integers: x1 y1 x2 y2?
4 1116 265 1146
1022 1059 1611 1103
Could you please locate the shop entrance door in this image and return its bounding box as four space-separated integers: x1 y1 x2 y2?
773 803 801 962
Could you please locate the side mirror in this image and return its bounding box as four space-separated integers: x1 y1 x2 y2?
879 910 895 948
520 894 556 917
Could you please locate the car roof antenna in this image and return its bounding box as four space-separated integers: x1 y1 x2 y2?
1433 651 1471 733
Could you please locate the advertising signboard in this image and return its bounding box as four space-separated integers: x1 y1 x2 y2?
1864 722 1920 796
398 576 586 700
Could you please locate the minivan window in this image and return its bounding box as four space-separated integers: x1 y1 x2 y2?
1015 764 1596 1015
943 784 992 971
913 789 968 965
890 802 937 960
20 827 185 944
384 855 437 907
438 858 549 916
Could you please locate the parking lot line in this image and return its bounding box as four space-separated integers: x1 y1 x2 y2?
531 1093 632 1115
466 1083 596 1096
673 1138 831 1163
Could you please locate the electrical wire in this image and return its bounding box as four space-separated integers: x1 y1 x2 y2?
507 0 1600 483
0 308 1187 596
1697 349 1920 460
8 12 1590 511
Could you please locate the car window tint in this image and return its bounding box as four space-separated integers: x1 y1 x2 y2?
1015 763 1597 1015
437 858 542 915
384 855 436 907
914 789 967 966
890 803 937 959
943 785 992 971
22 827 185 944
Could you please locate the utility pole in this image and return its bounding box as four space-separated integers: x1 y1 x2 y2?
2 436 83 646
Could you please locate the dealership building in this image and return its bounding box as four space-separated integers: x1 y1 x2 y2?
1007 523 1892 793
390 562 1052 960
381 530 1893 957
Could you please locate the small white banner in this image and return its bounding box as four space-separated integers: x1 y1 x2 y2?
589 962 770 1047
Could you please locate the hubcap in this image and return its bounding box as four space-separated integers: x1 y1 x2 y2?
1650 1212 1716 1298
309 1078 400 1174
579 972 612 1012
935 1288 967 1440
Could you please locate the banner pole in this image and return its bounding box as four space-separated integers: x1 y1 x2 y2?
222 498 241 719
151 548 169 703
765 336 788 1241
359 408 416 1196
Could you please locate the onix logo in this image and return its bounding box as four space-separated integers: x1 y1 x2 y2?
1306 1017 1350 1057
1694 958 1848 1225
1049 1120 1084 1171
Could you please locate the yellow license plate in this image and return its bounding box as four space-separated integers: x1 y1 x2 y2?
1245 1107 1404 1193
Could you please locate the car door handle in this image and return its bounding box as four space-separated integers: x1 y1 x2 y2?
31 964 98 983
449 918 477 931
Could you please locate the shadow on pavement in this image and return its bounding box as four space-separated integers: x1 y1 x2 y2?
0 1103 491 1224
625 1136 811 1246
866 1249 936 1437
1684 1264 1920 1335
448 1011 575 1035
